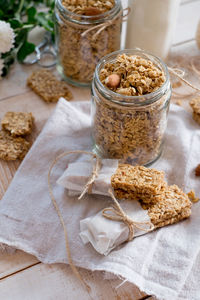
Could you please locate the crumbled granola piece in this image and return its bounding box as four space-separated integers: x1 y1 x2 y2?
175 99 182 106
187 190 199 203
195 164 200 176
111 164 166 203
192 113 200 126
27 69 73 103
1 112 34 137
0 130 30 161
172 81 182 89
190 97 200 125
146 185 192 228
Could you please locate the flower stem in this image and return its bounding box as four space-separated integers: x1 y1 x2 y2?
15 0 25 19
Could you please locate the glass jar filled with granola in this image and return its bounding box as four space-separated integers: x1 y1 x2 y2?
55 0 122 87
91 49 172 166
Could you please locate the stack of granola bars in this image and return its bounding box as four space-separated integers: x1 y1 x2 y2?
111 164 192 228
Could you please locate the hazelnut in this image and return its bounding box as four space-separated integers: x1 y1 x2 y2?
195 164 200 176
83 7 102 16
105 74 121 89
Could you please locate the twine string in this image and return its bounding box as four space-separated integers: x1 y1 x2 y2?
48 150 101 293
78 155 101 200
190 57 200 76
102 189 154 241
81 7 130 40
168 67 200 94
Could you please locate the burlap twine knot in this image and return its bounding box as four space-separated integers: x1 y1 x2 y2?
103 189 154 241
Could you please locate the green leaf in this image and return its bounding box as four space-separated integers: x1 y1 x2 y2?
0 9 4 18
10 19 22 29
27 6 37 23
15 28 27 47
36 12 53 32
17 41 35 62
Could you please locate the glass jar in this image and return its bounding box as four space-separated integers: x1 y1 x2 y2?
54 0 122 87
91 49 172 166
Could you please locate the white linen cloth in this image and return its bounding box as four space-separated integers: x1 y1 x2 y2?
0 98 200 300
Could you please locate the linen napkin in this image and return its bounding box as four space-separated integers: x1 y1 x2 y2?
0 98 200 300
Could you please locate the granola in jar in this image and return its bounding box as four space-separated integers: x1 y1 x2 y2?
55 0 122 87
91 50 172 165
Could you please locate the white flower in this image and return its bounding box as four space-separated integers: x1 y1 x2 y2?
0 58 4 78
0 21 15 54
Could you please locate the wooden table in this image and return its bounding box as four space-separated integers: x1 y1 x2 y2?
0 1 199 299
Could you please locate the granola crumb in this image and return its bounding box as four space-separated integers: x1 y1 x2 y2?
187 190 200 203
1 112 34 137
190 97 200 125
27 69 73 103
172 81 182 89
175 99 182 106
195 164 200 176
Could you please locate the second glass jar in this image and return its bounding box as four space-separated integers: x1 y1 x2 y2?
54 0 122 87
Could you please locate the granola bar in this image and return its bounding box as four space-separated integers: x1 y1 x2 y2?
0 130 30 161
111 164 166 203
1 112 34 136
146 185 192 228
190 97 200 125
27 69 73 103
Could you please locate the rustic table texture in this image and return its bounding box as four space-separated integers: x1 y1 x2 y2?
0 0 199 299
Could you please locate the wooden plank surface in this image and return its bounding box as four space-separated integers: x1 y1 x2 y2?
0 263 146 300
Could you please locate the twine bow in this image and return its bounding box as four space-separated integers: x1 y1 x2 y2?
81 7 130 41
102 189 154 241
